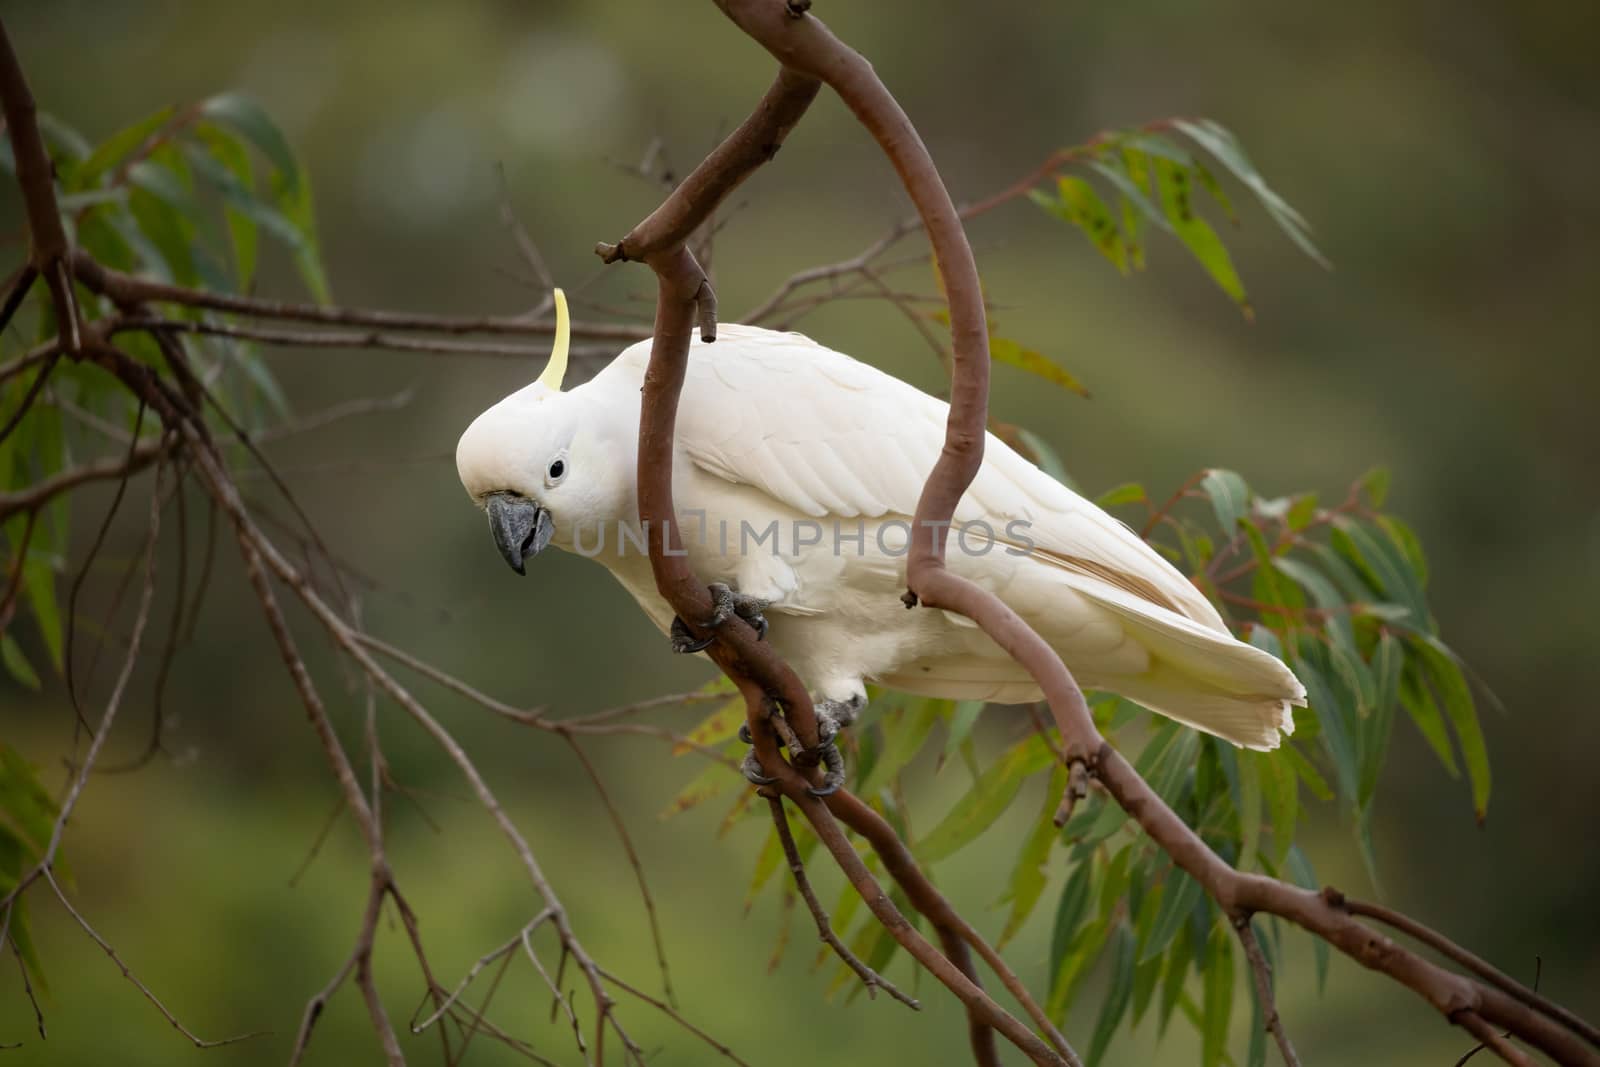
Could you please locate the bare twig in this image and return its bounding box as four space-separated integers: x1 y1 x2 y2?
766 795 920 1009
1234 914 1301 1066
1331 894 1599 1048
561 734 676 1007
601 967 759 1067
43 866 264 1049
1455 1011 1535 1067
0 435 172 522
113 314 618 362
10 928 44 1040
74 253 647 342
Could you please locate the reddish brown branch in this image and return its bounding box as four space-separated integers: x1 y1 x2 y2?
1334 893 1600 1049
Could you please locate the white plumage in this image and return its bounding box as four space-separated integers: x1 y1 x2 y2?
456 323 1305 750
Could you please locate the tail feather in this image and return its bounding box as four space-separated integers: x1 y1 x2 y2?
1087 596 1307 750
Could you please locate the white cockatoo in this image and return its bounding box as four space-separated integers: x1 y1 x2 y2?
456 291 1305 790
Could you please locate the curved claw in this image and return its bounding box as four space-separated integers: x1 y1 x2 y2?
807 741 846 797
738 721 753 745
741 749 778 787
669 615 715 654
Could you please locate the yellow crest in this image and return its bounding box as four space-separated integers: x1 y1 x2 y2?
536 288 570 391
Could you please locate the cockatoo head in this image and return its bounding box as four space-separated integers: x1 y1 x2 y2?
455 290 622 574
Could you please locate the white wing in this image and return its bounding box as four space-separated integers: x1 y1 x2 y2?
674 325 1222 624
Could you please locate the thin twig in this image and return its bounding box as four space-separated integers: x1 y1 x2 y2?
1233 913 1301 1066
1455 1011 1535 1067
43 867 265 1049
74 253 648 341
115 314 616 361
561 733 677 1007
1333 894 1599 1049
10 936 43 1040
766 795 920 1009
600 967 758 1067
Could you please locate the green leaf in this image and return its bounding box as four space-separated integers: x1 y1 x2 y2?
1236 751 1263 870
0 745 59 856
1201 469 1250 533
1406 632 1490 821
1192 159 1238 224
1399 659 1460 778
1 634 41 690
1095 482 1147 509
191 124 260 288
272 164 330 303
1173 118 1330 269
999 766 1066 947
39 112 92 168
1154 157 1252 318
128 169 198 286
1254 750 1298 865
1139 867 1204 963
1049 859 1095 976
989 335 1090 398
1241 517 1297 613
22 558 62 671
1294 652 1358 806
915 735 1052 864
1202 921 1235 1067
1087 158 1170 232
200 93 299 183
1332 516 1429 627
1047 915 1112 1023
942 699 985 762
859 698 941 796
1284 845 1329 991
1359 466 1392 507
1158 923 1194 1036
77 105 178 185
1377 515 1428 588
1358 633 1403 808
745 823 785 909
1273 556 1355 652
1051 175 1129 273
1247 966 1267 1067
1087 925 1136 1066
658 747 742 819
1286 492 1319 531
200 93 328 301
673 697 746 754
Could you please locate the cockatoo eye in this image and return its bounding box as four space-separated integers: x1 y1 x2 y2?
546 457 567 485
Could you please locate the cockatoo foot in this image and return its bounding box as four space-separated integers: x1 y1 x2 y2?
706 582 769 641
740 749 778 787
807 693 864 796
669 583 770 654
669 615 715 654
736 694 865 796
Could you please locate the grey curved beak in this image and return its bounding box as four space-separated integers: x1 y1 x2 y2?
485 492 554 575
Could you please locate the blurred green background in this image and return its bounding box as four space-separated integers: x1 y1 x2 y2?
4 0 1598 1064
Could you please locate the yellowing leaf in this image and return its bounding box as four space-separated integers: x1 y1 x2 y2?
989 336 1090 398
